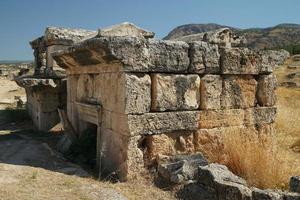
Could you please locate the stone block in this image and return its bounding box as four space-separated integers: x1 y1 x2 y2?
189 41 220 73
151 74 200 111
76 74 95 102
257 74 277 107
127 111 200 136
199 109 245 129
221 75 257 109
244 107 277 126
200 75 222 110
220 47 262 74
53 37 150 72
148 39 190 72
157 154 208 184
146 131 195 161
125 73 151 114
252 188 282 200
198 164 252 200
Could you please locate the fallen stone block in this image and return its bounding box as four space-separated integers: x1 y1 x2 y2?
189 41 220 74
198 164 252 200
257 74 277 107
221 75 257 109
220 47 262 75
200 75 222 110
128 111 200 136
151 74 200 111
148 39 190 72
158 154 208 184
252 188 282 200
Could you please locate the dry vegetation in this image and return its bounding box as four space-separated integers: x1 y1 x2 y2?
198 61 300 190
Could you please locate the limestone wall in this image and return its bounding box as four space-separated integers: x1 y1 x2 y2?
53 23 277 181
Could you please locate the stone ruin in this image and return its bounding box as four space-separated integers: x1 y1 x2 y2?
15 27 96 131
14 22 300 199
47 22 277 180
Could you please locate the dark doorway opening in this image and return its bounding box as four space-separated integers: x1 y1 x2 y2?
66 122 98 176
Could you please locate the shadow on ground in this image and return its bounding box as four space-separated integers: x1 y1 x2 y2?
0 119 91 178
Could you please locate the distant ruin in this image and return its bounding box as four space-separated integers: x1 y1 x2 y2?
15 27 96 131
16 23 277 182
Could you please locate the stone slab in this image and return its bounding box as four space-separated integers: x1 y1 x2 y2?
151 74 200 111
127 111 200 136
148 39 190 72
220 47 262 75
221 75 257 109
199 109 245 129
200 75 222 110
189 41 220 74
257 74 277 107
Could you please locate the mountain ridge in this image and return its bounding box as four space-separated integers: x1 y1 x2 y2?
164 23 300 53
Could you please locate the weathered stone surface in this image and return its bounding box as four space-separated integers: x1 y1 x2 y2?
146 132 195 160
76 74 95 102
252 188 282 200
176 183 218 200
200 75 222 110
189 41 220 73
97 22 155 39
15 77 61 88
202 28 247 48
199 109 245 129
261 49 290 67
151 74 200 111
53 36 150 72
220 47 262 75
44 26 96 46
194 128 223 153
198 164 252 200
257 74 277 107
194 126 252 155
127 111 200 136
198 163 247 186
148 39 190 72
158 154 208 184
282 192 300 200
244 107 277 126
290 176 300 193
221 75 257 109
125 73 151 114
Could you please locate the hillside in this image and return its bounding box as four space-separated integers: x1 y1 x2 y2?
164 23 300 53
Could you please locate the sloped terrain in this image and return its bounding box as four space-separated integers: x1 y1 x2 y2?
165 23 300 52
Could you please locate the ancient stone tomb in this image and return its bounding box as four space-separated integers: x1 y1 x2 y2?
15 27 96 131
51 23 277 181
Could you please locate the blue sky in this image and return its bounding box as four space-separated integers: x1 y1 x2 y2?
0 0 299 60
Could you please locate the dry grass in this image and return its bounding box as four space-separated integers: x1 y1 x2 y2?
0 163 174 200
198 86 300 190
199 128 296 189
